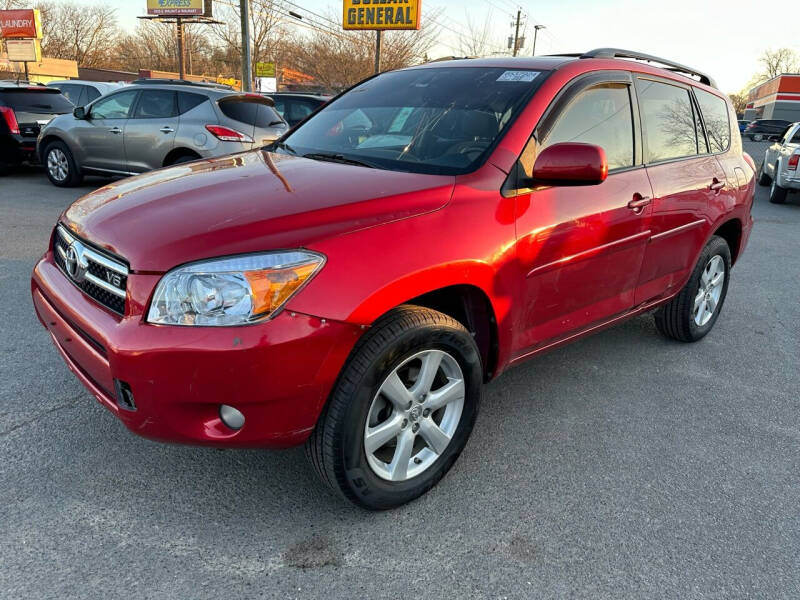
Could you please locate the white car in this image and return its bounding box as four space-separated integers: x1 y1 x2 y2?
758 121 800 204
46 80 122 107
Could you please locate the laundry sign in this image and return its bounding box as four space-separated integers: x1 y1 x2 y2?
0 9 43 39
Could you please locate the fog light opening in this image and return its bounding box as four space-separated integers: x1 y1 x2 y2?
219 404 245 430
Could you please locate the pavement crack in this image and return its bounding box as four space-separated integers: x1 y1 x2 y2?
0 395 84 437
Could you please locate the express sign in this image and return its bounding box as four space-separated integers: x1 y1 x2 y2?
342 0 421 31
146 0 204 17
0 9 43 39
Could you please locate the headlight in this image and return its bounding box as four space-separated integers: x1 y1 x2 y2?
147 251 325 326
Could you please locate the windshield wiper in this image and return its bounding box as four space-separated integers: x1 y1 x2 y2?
303 152 377 169
271 141 297 155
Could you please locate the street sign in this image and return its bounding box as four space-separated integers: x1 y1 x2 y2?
255 62 275 78
257 77 277 93
146 0 204 17
0 9 43 39
6 38 41 62
342 0 421 31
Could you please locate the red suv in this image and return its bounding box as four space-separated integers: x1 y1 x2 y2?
32 49 754 509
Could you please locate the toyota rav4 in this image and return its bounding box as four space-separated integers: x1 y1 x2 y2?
32 50 755 509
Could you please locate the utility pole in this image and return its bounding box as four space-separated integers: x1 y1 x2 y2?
532 24 545 56
240 0 253 91
176 17 185 79
512 9 521 57
374 30 383 74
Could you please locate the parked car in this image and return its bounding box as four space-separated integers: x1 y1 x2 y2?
743 118 792 141
37 80 288 186
265 92 330 127
46 80 122 106
32 49 754 509
0 81 73 175
738 119 749 133
757 121 800 203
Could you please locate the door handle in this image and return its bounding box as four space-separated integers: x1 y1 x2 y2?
109 127 122 134
160 126 175 134
709 178 725 193
627 193 651 212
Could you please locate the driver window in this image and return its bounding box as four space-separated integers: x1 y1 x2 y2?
541 83 635 171
90 90 138 120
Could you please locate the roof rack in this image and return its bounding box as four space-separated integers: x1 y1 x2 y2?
0 79 47 86
130 78 233 90
580 48 716 88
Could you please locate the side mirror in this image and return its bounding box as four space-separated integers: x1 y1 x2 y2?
73 106 87 120
527 142 608 187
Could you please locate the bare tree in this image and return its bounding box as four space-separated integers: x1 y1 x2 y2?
728 92 748 117
210 0 291 81
758 47 800 80
458 9 494 57
36 2 119 68
286 11 442 91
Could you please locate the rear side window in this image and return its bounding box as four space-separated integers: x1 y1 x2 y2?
695 89 731 153
134 90 177 119
178 92 207 114
85 87 101 103
638 80 699 162
0 90 74 113
541 83 634 170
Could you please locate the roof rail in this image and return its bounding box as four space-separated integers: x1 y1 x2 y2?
580 48 717 88
130 78 233 90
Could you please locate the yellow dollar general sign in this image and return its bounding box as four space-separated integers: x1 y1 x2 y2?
342 0 421 31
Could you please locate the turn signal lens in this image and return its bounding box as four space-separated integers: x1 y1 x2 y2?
244 262 320 318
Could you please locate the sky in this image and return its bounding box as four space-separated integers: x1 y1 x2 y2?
78 0 797 93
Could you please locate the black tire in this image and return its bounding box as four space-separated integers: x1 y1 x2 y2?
654 236 731 343
306 305 482 510
752 133 763 141
769 173 788 204
757 161 771 186
44 140 83 187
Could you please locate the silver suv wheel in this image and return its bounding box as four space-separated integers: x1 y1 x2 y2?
693 255 725 326
364 349 465 482
47 148 69 182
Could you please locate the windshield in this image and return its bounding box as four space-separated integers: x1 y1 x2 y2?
275 66 547 175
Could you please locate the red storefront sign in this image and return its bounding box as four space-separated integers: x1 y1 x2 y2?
0 9 43 39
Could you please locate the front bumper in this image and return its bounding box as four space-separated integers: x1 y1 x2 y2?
31 251 362 448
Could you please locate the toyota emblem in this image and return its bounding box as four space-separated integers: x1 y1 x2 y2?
64 242 87 283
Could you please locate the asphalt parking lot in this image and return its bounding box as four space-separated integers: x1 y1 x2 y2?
1 141 798 599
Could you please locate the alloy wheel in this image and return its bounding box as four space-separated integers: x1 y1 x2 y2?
364 349 465 482
47 148 69 182
693 255 725 326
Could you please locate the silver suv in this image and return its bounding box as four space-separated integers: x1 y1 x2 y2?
38 81 288 187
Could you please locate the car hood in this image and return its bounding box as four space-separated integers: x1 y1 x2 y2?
62 150 455 272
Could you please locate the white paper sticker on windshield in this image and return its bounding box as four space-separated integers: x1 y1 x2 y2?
497 70 539 82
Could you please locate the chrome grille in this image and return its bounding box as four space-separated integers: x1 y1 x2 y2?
53 225 128 315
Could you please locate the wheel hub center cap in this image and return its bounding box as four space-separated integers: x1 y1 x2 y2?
408 405 422 422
